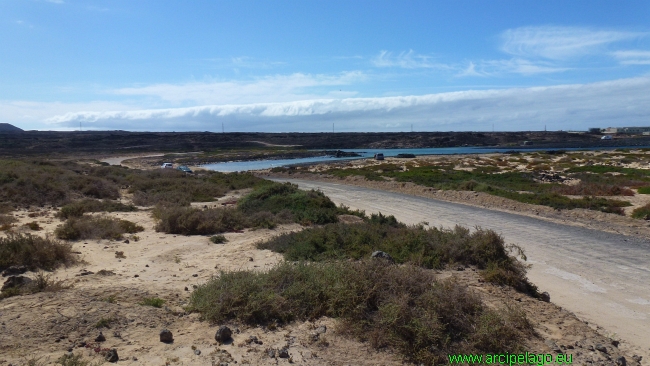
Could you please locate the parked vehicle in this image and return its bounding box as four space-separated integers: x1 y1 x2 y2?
601 135 613 140
161 162 173 169
177 165 192 173
374 153 385 160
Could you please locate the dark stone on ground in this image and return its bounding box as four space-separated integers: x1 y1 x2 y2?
194 349 201 355
105 348 119 363
278 347 290 358
95 332 106 342
616 356 627 366
123 239 129 244
2 275 32 291
160 329 174 343
315 325 327 334
611 339 620 347
215 326 232 343
595 344 608 353
539 292 551 302
1 265 27 277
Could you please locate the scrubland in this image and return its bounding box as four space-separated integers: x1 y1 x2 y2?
0 156 639 365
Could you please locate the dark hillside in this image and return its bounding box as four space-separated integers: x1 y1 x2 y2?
0 124 23 133
0 130 648 156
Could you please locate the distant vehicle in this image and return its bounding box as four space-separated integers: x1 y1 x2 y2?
161 162 173 169
374 153 385 160
601 135 613 140
177 165 192 173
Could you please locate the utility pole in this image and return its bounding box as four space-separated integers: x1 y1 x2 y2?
222 122 224 133
332 123 334 133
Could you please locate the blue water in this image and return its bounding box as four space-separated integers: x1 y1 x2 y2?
202 146 641 172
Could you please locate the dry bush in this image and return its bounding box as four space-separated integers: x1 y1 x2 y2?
55 216 144 240
24 221 42 231
27 270 73 293
0 214 17 226
153 206 249 235
0 233 77 271
552 182 635 196
129 169 227 206
189 260 533 365
57 199 137 219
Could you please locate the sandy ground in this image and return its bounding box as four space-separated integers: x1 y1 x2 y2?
270 177 650 365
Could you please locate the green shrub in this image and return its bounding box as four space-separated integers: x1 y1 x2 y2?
209 235 227 244
57 199 137 219
632 203 650 220
237 182 340 225
55 216 144 240
140 297 165 308
0 233 76 271
189 261 532 365
258 221 535 293
638 186 650 194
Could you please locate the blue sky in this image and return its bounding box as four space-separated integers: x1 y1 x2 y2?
2 1 650 132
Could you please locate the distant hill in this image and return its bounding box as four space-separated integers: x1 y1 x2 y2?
0 123 23 132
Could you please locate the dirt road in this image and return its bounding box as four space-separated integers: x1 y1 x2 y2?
276 178 650 360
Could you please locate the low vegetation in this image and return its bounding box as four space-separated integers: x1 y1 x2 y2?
314 151 650 215
154 182 348 235
632 203 650 220
0 233 76 272
209 235 227 244
55 216 144 240
0 159 266 209
140 297 165 308
259 215 535 293
129 169 267 207
57 199 137 219
637 186 650 194
189 260 533 365
237 182 341 225
0 214 17 230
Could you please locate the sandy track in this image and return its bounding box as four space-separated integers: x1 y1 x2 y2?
275 178 650 361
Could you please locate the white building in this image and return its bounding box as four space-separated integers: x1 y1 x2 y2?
603 126 650 134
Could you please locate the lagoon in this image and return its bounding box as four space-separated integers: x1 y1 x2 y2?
202 146 640 172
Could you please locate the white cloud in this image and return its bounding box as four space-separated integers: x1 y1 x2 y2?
0 100 138 131
461 58 569 76
501 26 646 60
45 77 650 132
372 50 452 69
612 50 650 65
113 72 365 105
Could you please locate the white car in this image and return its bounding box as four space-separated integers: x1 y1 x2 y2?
161 162 173 169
